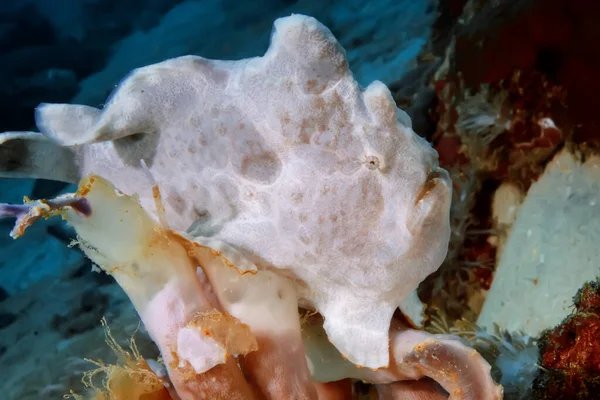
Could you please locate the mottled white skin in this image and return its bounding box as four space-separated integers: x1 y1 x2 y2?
302 320 503 400
0 14 451 369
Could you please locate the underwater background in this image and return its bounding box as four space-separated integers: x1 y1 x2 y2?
1 0 600 399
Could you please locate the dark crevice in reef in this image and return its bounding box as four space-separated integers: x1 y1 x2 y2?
50 288 109 339
0 287 8 303
0 311 17 329
67 260 115 287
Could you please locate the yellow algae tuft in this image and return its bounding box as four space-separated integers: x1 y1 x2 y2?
65 318 171 400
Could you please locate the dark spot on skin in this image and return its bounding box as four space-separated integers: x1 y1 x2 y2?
281 113 291 125
0 136 79 182
130 262 141 273
239 151 282 184
198 134 208 147
291 192 304 204
193 208 208 219
299 234 311 245
113 132 160 168
306 79 318 93
277 290 284 300
0 137 27 172
167 192 186 215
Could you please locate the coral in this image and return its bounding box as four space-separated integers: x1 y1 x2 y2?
454 0 600 149
434 69 565 190
454 85 511 171
0 14 452 371
533 280 600 399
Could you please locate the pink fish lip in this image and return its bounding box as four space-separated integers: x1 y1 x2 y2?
414 167 451 204
426 167 451 185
